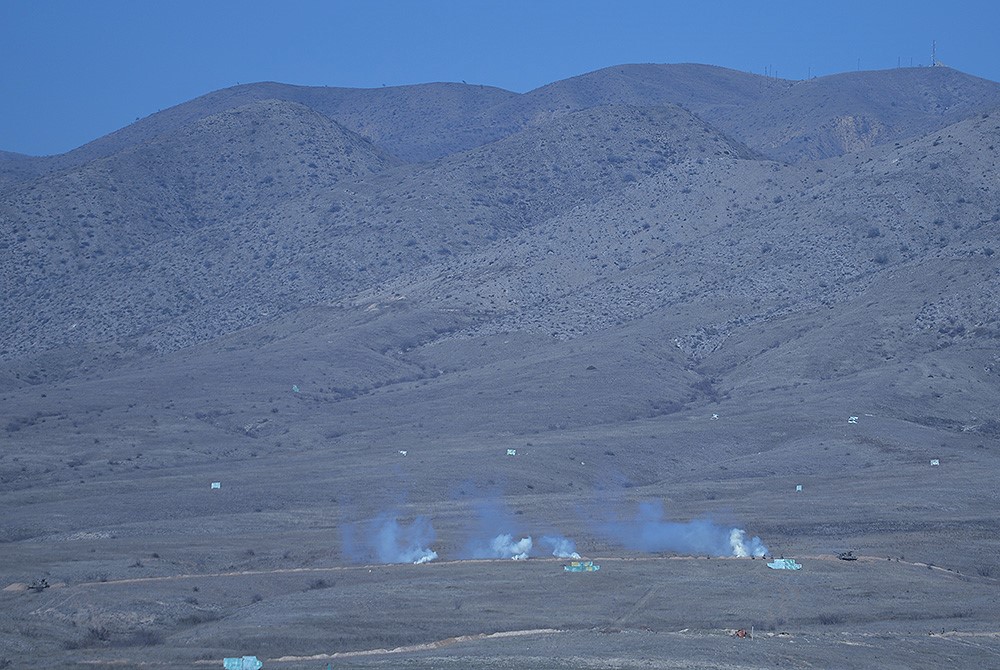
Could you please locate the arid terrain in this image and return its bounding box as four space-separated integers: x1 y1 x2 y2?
2 63 1000 668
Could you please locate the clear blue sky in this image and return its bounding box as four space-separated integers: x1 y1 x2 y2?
2 0 998 156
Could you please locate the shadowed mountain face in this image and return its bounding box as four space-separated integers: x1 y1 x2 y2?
1 100 395 287
2 64 1000 667
0 101 753 360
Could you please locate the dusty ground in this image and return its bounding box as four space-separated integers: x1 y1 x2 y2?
3 64 1000 669
2 393 998 668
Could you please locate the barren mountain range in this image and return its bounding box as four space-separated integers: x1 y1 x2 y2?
2 63 1000 668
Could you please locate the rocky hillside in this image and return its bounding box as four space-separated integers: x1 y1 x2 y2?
3 63 1000 668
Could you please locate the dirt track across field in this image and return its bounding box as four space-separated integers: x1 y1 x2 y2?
20 551 985 592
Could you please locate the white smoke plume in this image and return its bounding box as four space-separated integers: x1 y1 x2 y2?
342 513 438 565
411 551 438 565
729 528 768 558
489 534 533 560
460 498 535 560
601 500 768 558
540 535 581 559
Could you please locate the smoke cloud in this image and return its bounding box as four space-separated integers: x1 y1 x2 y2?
729 528 767 558
539 535 581 559
459 499 536 560
600 500 767 558
485 533 533 560
342 513 438 565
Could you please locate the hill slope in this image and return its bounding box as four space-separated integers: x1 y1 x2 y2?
0 101 754 362
2 63 1000 669
711 66 1000 161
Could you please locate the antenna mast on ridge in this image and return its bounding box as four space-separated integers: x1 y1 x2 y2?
931 40 937 66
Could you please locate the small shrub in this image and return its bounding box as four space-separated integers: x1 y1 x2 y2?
64 626 111 649
178 611 221 626
113 629 163 648
28 579 50 592
308 578 332 590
